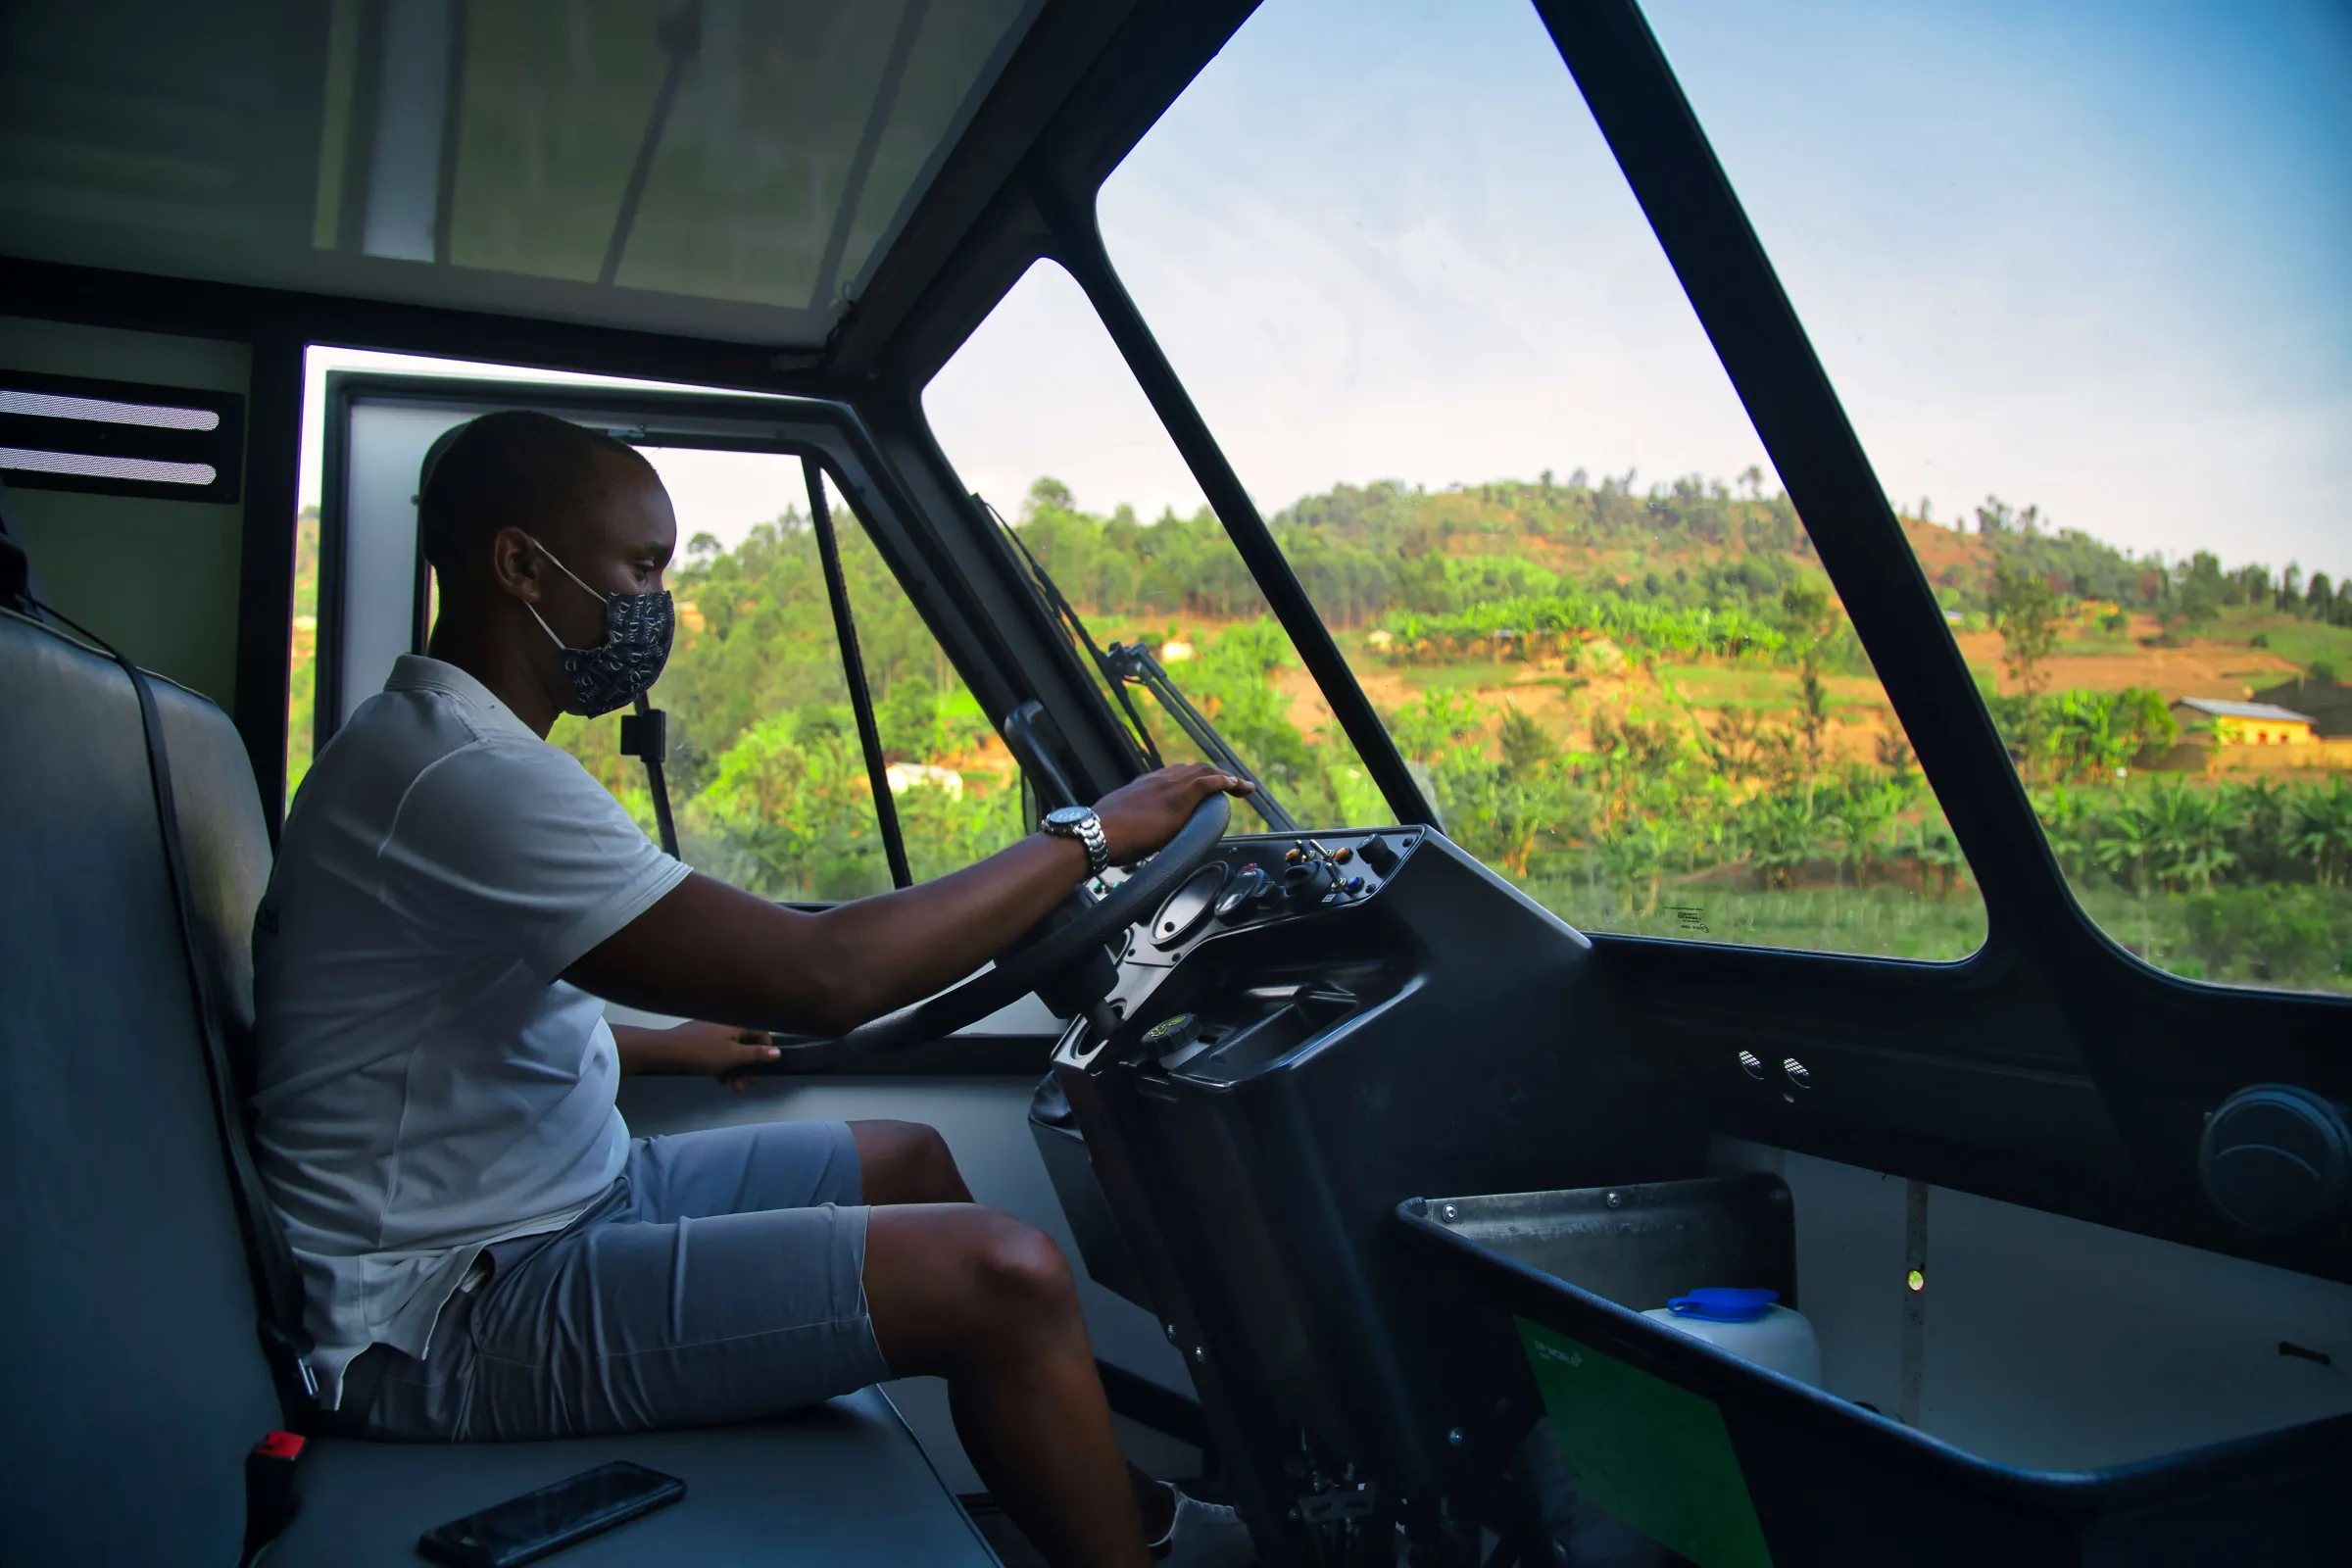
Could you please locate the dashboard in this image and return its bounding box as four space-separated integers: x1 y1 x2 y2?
1070 827 1432 1086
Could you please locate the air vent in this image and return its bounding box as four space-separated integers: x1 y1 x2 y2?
0 369 245 504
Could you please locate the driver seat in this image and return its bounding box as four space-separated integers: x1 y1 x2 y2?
0 576 999 1564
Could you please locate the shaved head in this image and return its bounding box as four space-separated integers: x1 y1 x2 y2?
419 410 654 575
416 409 677 736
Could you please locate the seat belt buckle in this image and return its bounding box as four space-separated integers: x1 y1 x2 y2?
243 1432 305 1560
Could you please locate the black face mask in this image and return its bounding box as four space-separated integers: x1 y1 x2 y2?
523 535 674 717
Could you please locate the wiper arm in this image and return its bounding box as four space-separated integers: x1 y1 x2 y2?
985 494 1296 833
1102 640 1299 834
988 497 1162 769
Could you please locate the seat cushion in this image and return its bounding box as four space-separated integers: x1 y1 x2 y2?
269 1388 999 1566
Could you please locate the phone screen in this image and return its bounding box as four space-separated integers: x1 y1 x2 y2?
422 1461 683 1567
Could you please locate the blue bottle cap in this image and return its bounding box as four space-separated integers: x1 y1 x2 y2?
1667 1287 1779 1322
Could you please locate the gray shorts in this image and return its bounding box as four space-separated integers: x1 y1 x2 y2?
335 1119 895 1442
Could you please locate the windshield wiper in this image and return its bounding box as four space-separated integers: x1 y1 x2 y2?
1101 639 1298 833
987 496 1298 834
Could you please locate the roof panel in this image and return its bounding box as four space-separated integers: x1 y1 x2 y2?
0 0 1036 348
2175 698 2315 723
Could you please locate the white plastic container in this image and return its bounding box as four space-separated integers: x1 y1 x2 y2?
1641 1287 1822 1387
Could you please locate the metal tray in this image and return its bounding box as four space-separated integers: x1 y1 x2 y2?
1421 1173 1795 1314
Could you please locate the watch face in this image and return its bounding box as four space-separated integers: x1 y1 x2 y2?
1045 806 1094 827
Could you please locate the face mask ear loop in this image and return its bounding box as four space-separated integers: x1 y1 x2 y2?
524 600 572 653
520 533 611 605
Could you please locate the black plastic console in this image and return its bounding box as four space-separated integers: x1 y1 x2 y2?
1044 828 1702 1561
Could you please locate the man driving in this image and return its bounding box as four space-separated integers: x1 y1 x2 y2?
252 411 1254 1568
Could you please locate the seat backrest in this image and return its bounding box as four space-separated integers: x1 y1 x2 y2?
0 606 282 1566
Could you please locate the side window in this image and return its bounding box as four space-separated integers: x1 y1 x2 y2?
1642 1 2350 992
296 366 1004 902
816 470 1026 883
1094 0 1984 958
549 450 1017 899
923 260 1395 830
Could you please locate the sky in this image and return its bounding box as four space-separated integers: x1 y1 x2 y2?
313 0 2350 578
937 0 2351 576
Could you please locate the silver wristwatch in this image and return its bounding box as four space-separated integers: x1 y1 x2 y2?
1041 805 1110 875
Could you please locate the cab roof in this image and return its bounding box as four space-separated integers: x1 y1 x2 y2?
0 0 1223 370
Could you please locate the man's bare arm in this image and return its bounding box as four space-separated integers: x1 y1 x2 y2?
565 764 1250 1037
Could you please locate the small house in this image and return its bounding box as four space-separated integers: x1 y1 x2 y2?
2169 697 2316 747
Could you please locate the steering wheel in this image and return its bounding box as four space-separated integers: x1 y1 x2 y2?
783 792 1233 1061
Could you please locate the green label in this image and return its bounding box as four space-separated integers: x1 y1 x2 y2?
1515 1315 1772 1568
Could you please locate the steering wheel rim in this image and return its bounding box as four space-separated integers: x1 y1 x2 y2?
797 792 1234 1059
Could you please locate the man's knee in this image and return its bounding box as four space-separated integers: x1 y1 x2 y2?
964 1210 1078 1319
850 1118 966 1204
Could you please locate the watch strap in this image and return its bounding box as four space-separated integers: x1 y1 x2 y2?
1045 808 1110 875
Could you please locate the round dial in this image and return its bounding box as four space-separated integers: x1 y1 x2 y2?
1150 862 1230 947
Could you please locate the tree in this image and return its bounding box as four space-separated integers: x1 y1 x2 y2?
1498 705 1556 779
1874 718 1916 776
1899 817 1968 899
1827 771 1897 887
2290 780 2352 888
1987 560 2061 782
2175 551 2225 624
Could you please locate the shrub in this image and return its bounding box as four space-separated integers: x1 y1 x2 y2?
2180 887 2350 986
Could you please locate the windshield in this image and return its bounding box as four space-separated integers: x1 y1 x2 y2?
1092 0 1987 960
1641 0 2352 993
923 259 1396 832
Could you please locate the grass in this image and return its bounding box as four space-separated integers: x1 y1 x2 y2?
1522 880 1988 962
2056 634 2144 657
2245 616 2352 674
1653 664 1886 713
1507 874 2352 994
2072 884 2352 997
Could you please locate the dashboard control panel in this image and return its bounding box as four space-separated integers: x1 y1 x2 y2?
1136 829 1422 960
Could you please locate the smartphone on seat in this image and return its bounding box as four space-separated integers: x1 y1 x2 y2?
416 1460 685 1567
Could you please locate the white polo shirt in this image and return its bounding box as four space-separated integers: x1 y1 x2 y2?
251 655 690 1407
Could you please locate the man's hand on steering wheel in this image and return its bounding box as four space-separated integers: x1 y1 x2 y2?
1092 762 1256 864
